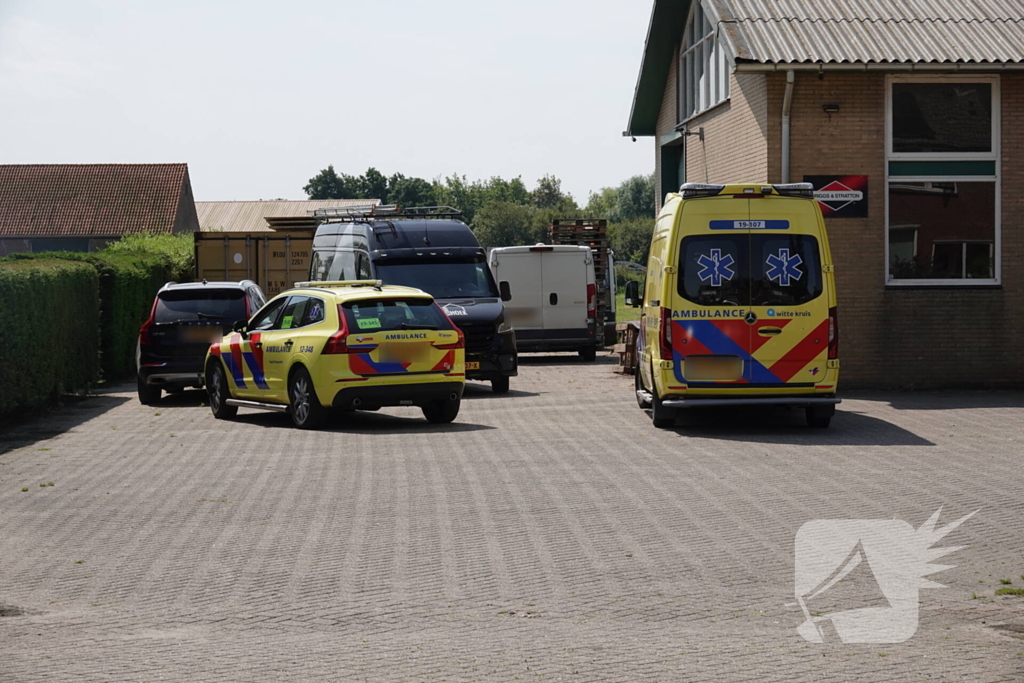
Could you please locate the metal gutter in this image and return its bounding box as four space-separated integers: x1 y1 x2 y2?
781 71 794 184
736 62 1024 72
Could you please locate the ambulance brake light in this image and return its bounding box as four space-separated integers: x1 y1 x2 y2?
659 307 673 360
323 304 351 354
828 306 839 360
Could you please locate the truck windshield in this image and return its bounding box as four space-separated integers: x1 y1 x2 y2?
374 258 499 299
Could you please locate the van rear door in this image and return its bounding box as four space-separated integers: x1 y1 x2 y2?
745 199 830 387
542 248 590 333
496 249 544 332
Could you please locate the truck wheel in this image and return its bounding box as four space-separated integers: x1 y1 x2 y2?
289 366 326 429
206 363 237 419
422 397 461 424
806 404 835 429
579 345 597 362
491 376 510 394
635 364 651 408
137 374 161 406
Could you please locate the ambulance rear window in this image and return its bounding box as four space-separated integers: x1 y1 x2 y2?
678 235 823 306
342 298 454 332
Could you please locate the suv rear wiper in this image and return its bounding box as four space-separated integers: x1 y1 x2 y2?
400 323 438 330
197 312 225 320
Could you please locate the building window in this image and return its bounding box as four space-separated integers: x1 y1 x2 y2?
886 76 999 285
678 2 729 122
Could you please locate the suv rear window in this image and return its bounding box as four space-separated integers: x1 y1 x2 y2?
155 289 248 324
342 299 454 332
678 235 823 306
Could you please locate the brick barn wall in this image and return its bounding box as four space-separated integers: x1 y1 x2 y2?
764 70 1023 388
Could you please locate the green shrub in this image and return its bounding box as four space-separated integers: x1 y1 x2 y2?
608 217 654 265
0 259 100 413
104 231 194 283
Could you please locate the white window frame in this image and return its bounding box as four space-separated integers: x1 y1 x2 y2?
884 74 1001 286
678 1 730 123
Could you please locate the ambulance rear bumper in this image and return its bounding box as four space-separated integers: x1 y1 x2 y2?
660 396 840 408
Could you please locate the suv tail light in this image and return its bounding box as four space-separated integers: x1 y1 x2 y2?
828 306 839 359
659 306 673 360
586 283 596 318
323 304 351 354
139 298 158 346
434 304 465 349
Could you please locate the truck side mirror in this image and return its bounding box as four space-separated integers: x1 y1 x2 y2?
624 280 641 307
499 280 512 302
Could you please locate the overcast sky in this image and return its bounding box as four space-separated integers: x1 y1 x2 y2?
0 0 654 204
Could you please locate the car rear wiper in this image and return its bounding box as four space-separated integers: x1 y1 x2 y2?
197 312 225 320
400 323 438 330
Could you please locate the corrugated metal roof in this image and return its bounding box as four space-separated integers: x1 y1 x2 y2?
195 199 381 233
709 0 1024 64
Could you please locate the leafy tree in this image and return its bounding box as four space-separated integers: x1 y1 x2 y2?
532 174 572 209
432 174 488 224
585 187 620 222
303 165 353 200
388 176 436 208
616 174 656 220
483 176 531 205
357 167 389 203
473 200 537 248
608 217 655 264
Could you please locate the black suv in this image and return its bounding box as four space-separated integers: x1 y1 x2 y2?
137 280 265 404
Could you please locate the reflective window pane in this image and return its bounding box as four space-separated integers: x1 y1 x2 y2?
888 181 995 279
892 83 992 154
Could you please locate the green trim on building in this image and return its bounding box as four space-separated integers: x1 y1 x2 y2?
626 0 692 137
888 160 997 177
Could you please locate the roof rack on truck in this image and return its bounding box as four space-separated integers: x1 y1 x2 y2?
310 205 464 222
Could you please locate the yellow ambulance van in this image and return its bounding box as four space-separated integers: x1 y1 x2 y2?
625 182 840 429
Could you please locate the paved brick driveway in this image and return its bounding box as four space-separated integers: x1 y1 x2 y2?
1 353 1023 681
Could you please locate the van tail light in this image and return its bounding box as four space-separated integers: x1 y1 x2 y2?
323 304 351 354
139 298 158 346
586 284 596 318
828 306 839 359
659 306 673 360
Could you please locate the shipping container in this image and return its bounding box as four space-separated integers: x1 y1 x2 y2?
194 229 313 298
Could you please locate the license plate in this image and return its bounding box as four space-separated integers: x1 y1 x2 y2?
182 326 220 343
465 361 480 370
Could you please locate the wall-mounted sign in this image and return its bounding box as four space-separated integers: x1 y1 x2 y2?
803 175 868 218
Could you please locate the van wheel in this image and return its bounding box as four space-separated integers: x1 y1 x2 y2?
806 405 835 429
635 364 651 408
137 375 161 405
422 397 461 424
289 367 326 429
579 346 597 362
206 363 237 419
491 376 510 394
651 392 676 429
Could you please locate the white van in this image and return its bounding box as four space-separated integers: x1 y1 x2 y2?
489 245 599 361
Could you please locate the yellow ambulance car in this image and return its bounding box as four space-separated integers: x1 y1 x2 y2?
626 183 840 429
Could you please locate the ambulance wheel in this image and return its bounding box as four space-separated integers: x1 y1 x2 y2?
650 392 676 429
206 363 237 419
579 345 597 362
137 375 161 406
288 366 325 429
491 376 510 394
635 364 651 408
422 397 461 424
806 404 835 429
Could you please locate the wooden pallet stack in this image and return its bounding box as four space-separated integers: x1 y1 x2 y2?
614 322 640 374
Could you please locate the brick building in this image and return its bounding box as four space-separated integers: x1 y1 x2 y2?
0 164 199 255
625 0 1024 387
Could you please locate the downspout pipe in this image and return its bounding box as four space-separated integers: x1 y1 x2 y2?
781 70 795 183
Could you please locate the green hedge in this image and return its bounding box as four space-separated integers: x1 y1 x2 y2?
5 250 174 379
0 259 100 413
